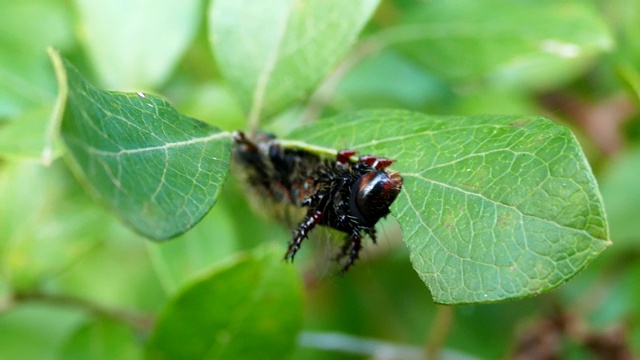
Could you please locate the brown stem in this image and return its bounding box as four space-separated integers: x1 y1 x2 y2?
425 305 454 360
10 291 155 333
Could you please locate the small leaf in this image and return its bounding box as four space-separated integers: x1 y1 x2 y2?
599 146 640 246
0 304 85 359
0 106 63 159
0 0 72 118
59 318 143 360
333 49 450 112
146 194 239 293
392 0 613 90
51 52 232 240
617 60 640 106
285 109 609 304
147 245 303 359
75 0 202 89
0 162 107 290
611 0 640 72
209 0 379 124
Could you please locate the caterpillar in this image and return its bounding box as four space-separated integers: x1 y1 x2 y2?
233 131 402 272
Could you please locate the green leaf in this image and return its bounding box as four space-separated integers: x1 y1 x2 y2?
51 52 233 240
74 0 202 89
392 0 613 90
0 105 63 160
0 0 72 118
0 162 107 290
0 303 85 360
608 0 640 70
59 318 143 360
145 194 239 294
52 226 167 312
284 109 609 304
147 245 303 359
599 146 640 246
332 49 451 112
209 0 379 125
617 60 640 107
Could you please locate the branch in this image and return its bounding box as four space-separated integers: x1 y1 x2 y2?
9 291 155 333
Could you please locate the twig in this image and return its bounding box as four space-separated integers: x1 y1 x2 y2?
425 305 454 360
10 291 155 333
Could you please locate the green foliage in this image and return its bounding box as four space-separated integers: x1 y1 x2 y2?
60 318 142 360
285 110 609 303
0 0 71 118
210 0 380 122
394 0 613 90
74 0 202 90
56 56 232 239
600 146 640 246
0 161 107 290
2 0 638 358
147 246 303 359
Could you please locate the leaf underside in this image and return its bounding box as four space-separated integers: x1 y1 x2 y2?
286 109 609 304
55 54 232 240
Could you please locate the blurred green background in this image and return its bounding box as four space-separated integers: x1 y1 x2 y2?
1 0 639 358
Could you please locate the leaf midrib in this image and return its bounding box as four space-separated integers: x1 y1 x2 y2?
63 131 232 156
247 0 294 130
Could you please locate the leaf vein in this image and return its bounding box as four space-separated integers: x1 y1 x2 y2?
404 173 597 238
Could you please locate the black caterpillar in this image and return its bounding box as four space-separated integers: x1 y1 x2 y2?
233 131 402 272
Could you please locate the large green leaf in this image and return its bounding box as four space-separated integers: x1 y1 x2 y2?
391 0 613 90
147 246 303 359
209 0 379 124
51 52 233 240
284 109 609 304
74 0 202 89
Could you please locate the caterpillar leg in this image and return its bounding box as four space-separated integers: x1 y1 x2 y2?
285 210 322 261
337 232 362 273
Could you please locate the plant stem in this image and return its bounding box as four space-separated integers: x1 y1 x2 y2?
10 291 155 334
426 305 454 360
